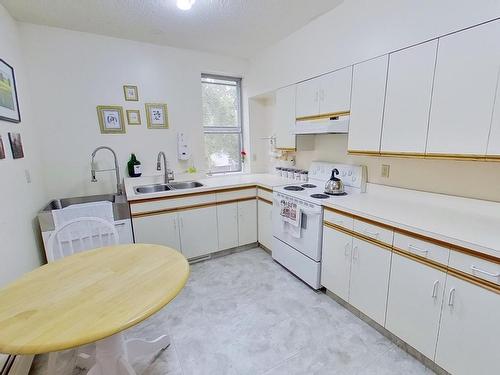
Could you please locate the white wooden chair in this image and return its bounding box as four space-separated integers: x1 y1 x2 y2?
46 217 119 374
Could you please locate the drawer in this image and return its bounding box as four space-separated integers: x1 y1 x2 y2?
353 219 393 246
216 187 256 202
131 193 216 215
324 210 353 231
257 188 273 202
449 251 500 286
393 232 450 266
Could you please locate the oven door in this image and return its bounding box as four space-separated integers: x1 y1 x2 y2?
272 194 323 261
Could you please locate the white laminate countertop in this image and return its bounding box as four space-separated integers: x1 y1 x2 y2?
124 173 292 201
322 183 500 258
125 173 500 258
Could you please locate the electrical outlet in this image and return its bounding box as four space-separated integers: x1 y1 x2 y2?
381 164 390 178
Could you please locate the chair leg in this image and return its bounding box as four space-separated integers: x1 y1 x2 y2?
47 352 57 375
125 335 170 361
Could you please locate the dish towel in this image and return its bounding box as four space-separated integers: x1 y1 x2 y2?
280 198 302 238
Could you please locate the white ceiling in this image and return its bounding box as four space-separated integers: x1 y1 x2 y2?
1 0 343 59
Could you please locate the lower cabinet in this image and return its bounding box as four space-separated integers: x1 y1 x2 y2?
321 226 352 301
178 206 219 258
217 202 239 250
349 238 392 326
132 212 181 250
435 275 500 375
257 199 273 249
238 199 257 246
385 253 446 359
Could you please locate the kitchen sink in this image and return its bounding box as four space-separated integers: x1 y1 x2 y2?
168 181 204 189
134 184 172 194
134 181 204 194
42 194 119 211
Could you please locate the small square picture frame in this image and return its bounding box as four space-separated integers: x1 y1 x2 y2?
96 106 126 134
123 85 139 101
145 103 169 129
126 109 141 125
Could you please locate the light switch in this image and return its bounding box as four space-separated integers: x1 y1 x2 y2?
381 164 390 178
24 169 32 184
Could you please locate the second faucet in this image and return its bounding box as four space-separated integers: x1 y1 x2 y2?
156 152 174 184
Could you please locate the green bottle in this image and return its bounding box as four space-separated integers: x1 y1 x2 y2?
127 153 142 177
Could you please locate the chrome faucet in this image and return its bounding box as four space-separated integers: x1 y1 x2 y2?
91 146 123 196
156 151 174 184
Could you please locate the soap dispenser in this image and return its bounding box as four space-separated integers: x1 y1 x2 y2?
127 153 142 177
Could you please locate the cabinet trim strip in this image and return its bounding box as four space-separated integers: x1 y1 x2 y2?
324 219 500 294
257 186 273 193
257 197 273 205
132 197 257 218
324 206 500 264
347 150 500 162
296 110 350 122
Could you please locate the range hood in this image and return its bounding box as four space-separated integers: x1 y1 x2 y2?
294 111 349 135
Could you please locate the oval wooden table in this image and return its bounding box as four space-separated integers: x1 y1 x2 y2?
0 244 189 375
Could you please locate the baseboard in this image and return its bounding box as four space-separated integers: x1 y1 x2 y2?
325 290 450 375
188 242 259 264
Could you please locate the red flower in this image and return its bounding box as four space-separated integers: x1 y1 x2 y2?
240 150 247 156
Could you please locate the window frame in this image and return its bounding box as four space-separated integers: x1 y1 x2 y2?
202 73 243 174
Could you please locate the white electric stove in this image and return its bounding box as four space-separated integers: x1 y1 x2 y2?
272 161 367 289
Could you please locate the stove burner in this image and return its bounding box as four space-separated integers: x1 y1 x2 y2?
324 191 348 196
284 186 305 191
310 193 330 199
301 184 317 188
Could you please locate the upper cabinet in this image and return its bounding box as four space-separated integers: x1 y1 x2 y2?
348 55 388 153
380 40 437 154
274 85 296 149
295 67 352 119
427 20 500 156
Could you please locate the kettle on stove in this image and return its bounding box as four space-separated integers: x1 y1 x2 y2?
324 168 345 195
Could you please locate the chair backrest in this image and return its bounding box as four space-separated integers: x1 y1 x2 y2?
47 217 119 262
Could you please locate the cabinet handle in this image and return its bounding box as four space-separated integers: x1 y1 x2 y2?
352 245 359 260
408 244 429 255
470 265 500 278
431 280 439 298
363 229 380 238
448 287 456 307
344 242 351 256
173 217 177 231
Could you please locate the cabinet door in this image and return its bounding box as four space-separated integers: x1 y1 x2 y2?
238 199 257 245
349 238 391 325
295 78 319 118
348 55 389 152
179 206 218 259
257 200 273 250
435 275 500 375
132 212 181 251
381 40 437 153
275 86 297 149
486 70 500 156
385 253 446 359
427 20 500 155
217 202 239 250
115 219 134 244
319 66 352 115
321 226 352 301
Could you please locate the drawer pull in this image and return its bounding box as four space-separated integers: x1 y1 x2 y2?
470 265 500 278
363 229 380 238
431 280 439 298
408 244 428 254
448 287 456 307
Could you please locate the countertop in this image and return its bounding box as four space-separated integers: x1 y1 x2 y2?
125 173 500 258
0 244 189 355
124 173 292 201
322 183 500 258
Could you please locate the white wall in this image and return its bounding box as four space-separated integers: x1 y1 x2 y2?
246 0 500 202
0 5 46 286
19 24 248 199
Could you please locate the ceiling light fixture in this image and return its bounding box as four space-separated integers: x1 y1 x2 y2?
176 0 195 10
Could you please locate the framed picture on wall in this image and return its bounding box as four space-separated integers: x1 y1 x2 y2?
8 132 24 159
126 110 141 125
96 106 126 134
145 103 169 129
0 59 21 123
0 135 5 159
123 85 139 101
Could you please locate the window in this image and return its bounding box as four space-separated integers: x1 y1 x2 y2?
202 74 243 174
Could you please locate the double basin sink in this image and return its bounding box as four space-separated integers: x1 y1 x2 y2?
134 181 204 195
